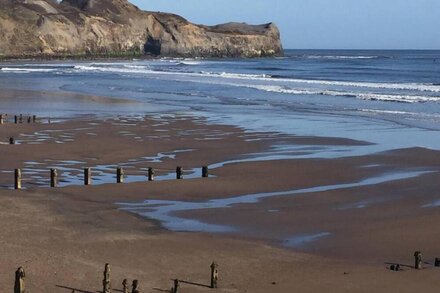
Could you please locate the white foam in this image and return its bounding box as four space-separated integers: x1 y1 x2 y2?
0 67 57 73
237 84 440 103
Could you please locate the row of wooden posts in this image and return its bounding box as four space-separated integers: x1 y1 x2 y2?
14 166 210 189
14 262 219 293
389 251 440 271
0 114 38 125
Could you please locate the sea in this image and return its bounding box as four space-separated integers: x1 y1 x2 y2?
1 49 440 155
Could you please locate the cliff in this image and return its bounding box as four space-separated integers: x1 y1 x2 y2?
0 0 283 58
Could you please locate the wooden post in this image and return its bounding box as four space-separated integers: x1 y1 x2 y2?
50 168 58 188
172 279 179 293
9 137 15 145
210 262 218 288
27 116 31 124
414 251 422 269
103 263 111 293
131 280 139 293
84 168 92 185
15 169 21 190
14 267 25 293
0 114 4 125
19 114 23 123
14 115 18 124
202 166 209 178
117 167 124 183
122 279 129 293
32 115 36 123
176 166 183 180
435 258 440 267
148 167 154 181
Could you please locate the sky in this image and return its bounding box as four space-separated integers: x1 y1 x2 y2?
131 0 440 50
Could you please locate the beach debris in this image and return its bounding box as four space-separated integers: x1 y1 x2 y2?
202 166 209 178
171 279 179 293
210 262 219 288
15 168 22 190
122 279 129 293
435 258 440 267
9 137 15 145
390 264 401 271
131 279 139 293
148 167 154 181
117 167 124 183
50 168 58 188
102 263 111 293
414 251 422 269
84 167 92 185
176 166 183 180
14 267 25 293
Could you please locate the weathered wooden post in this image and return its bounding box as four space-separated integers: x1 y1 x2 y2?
435 258 440 267
103 263 111 293
14 115 18 124
50 168 58 188
131 280 139 293
210 262 218 288
15 169 22 190
148 167 154 181
176 166 183 180
172 279 179 293
122 279 129 293
84 168 92 186
14 267 25 293
19 114 23 123
414 251 422 269
9 137 15 145
27 116 31 124
117 167 124 183
32 115 36 123
202 166 209 178
0 114 4 125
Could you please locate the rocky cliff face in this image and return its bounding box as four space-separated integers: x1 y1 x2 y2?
0 0 283 58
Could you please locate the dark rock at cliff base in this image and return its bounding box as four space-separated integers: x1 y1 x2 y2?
0 0 283 58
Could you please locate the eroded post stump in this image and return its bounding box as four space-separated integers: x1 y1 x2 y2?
14 267 25 293
148 167 154 181
9 137 15 145
131 280 139 293
172 279 179 293
202 166 209 178
122 279 129 293
117 167 124 183
15 169 22 190
210 262 218 288
176 166 183 180
435 258 440 267
414 251 422 269
84 168 92 185
102 263 111 293
50 168 58 188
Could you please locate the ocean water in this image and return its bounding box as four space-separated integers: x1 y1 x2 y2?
1 50 440 153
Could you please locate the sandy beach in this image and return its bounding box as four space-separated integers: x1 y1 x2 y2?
0 100 439 293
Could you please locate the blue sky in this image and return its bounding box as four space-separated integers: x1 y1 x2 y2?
131 0 440 50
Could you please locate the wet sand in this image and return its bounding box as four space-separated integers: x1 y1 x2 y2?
0 114 439 292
